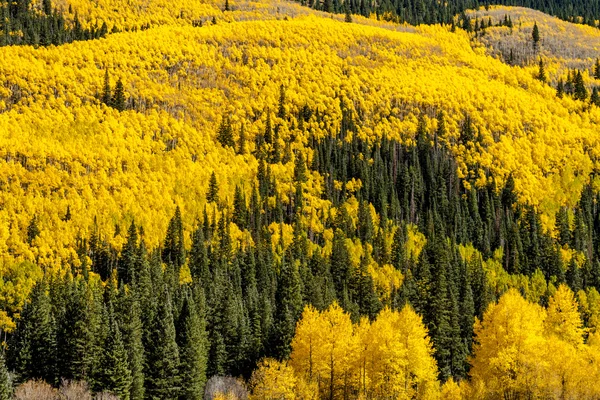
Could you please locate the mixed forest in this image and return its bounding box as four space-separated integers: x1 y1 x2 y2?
2 0 600 399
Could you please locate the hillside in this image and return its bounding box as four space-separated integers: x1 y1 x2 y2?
2 2 599 265
3 0 600 399
468 6 600 70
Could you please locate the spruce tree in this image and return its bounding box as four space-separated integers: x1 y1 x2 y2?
345 5 352 22
145 286 181 399
217 116 235 148
101 304 132 400
162 206 185 270
594 58 600 80
119 221 138 284
277 84 286 120
574 70 588 100
112 78 126 111
206 172 219 203
176 291 209 400
102 68 112 106
556 78 565 98
123 296 145 400
271 249 303 359
9 280 57 385
537 58 546 82
532 21 540 48
26 215 40 245
237 125 247 155
591 87 600 106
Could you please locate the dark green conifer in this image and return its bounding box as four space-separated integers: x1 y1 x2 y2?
207 172 219 203
145 286 180 399
532 21 540 48
112 79 126 111
26 215 40 245
537 58 546 82
556 78 565 98
101 304 132 400
176 291 208 400
217 117 235 148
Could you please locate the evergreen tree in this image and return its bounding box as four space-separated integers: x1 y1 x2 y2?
532 21 540 48
594 58 600 80
217 116 235 148
207 172 219 203
556 78 565 98
26 215 40 245
345 5 353 22
102 68 112 106
224 0 230 11
145 286 180 399
574 70 588 100
537 58 546 82
271 249 303 359
162 206 185 269
112 78 126 111
277 84 286 120
237 125 247 155
123 296 145 400
9 280 57 385
119 221 138 284
176 291 209 400
101 304 132 400
591 87 600 106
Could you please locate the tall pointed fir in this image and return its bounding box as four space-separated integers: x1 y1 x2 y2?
101 303 132 399
8 280 57 385
176 290 209 400
145 285 180 399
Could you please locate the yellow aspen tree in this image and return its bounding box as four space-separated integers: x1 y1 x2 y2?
470 289 548 399
545 284 584 346
249 358 297 400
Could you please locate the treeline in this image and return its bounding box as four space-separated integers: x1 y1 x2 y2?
0 0 112 47
303 0 600 27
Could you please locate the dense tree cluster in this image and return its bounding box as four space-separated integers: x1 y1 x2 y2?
0 0 111 46
303 0 600 28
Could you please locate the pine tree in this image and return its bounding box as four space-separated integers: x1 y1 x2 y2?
224 0 230 11
9 280 57 385
26 215 40 245
207 172 219 203
123 296 145 400
537 58 546 82
145 286 180 399
556 78 565 98
102 68 112 106
162 206 185 269
277 84 286 119
176 291 208 400
119 221 138 284
217 116 235 148
591 87 600 106
594 58 600 80
237 125 247 155
101 304 132 400
345 5 352 22
574 70 588 100
112 78 126 111
532 21 540 48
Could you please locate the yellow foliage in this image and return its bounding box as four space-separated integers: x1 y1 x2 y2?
405 223 426 261
249 358 297 400
291 303 439 399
